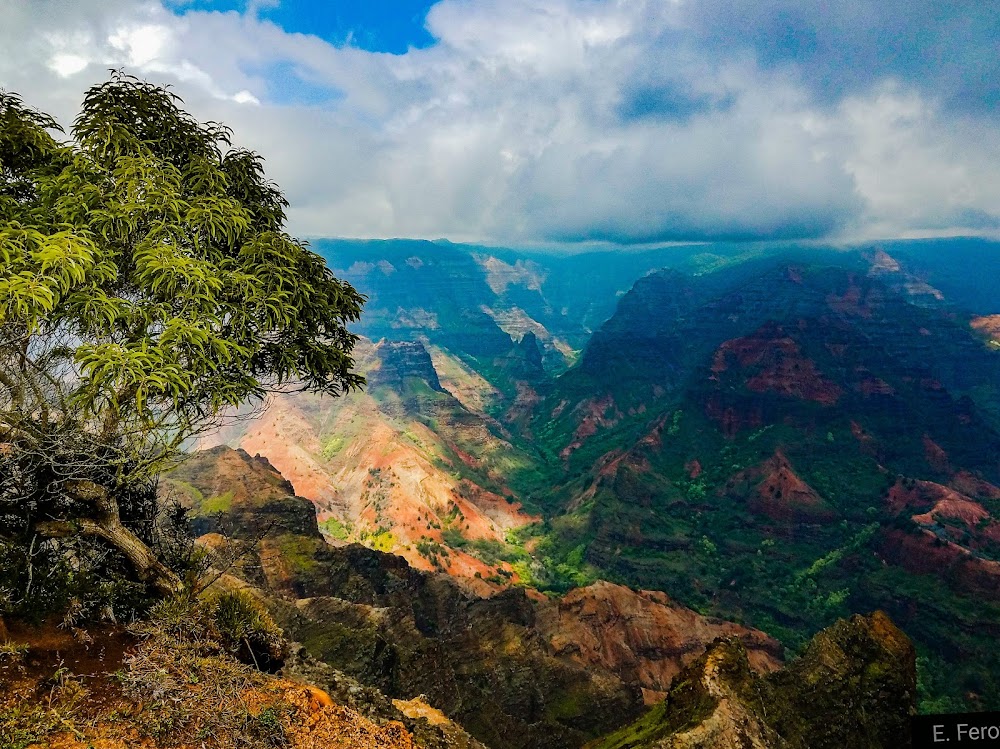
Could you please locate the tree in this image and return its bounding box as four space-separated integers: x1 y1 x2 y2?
0 73 364 602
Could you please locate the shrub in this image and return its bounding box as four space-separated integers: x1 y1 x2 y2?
211 590 287 672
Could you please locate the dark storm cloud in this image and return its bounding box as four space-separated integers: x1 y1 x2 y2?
684 0 1000 114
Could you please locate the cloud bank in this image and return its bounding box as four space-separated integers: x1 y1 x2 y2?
2 0 999 244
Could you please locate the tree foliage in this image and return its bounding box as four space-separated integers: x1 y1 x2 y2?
0 73 364 604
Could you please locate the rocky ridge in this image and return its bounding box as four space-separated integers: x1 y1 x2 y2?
589 611 916 749
168 445 789 748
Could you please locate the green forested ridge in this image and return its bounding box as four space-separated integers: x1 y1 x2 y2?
319 240 1000 713
519 256 1000 711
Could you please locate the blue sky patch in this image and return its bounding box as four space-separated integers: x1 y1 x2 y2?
618 83 735 124
248 60 343 106
170 0 438 54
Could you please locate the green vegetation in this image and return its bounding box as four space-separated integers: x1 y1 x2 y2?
494 256 1000 712
209 590 287 669
270 533 321 576
123 597 292 746
416 538 450 570
320 435 346 461
588 674 718 749
359 528 396 552
0 701 65 749
441 526 468 548
319 516 351 540
199 490 235 515
0 74 364 609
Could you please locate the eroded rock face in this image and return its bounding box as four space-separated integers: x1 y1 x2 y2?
263 544 644 749
882 478 1000 598
194 345 540 592
369 340 445 393
171 446 793 749
722 450 835 523
162 445 322 540
971 315 1000 347
711 324 842 407
589 612 917 749
170 446 919 749
170 447 640 748
536 581 782 704
590 611 916 749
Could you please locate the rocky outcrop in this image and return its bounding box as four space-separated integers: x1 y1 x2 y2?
970 315 1000 347
280 643 489 749
722 450 835 523
162 445 321 540
169 446 638 747
537 581 783 704
262 544 644 749
589 611 916 749
509 330 546 380
170 446 799 749
765 611 916 748
369 340 445 393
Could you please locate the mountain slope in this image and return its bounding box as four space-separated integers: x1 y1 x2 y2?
193 339 542 593
164 445 790 749
206 239 1000 712
531 253 1000 710
589 611 915 749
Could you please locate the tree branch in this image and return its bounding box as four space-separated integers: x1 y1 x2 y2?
35 481 183 596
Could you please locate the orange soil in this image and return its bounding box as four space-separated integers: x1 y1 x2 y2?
232 393 535 589
951 471 1000 500
2 623 416 749
886 477 1000 555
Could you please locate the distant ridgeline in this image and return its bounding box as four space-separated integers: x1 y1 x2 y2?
231 237 1000 713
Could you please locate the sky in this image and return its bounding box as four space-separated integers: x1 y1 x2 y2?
2 0 999 246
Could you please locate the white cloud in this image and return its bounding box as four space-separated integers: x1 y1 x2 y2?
840 86 1000 238
109 22 172 66
49 53 90 77
232 89 260 105
1 0 998 244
